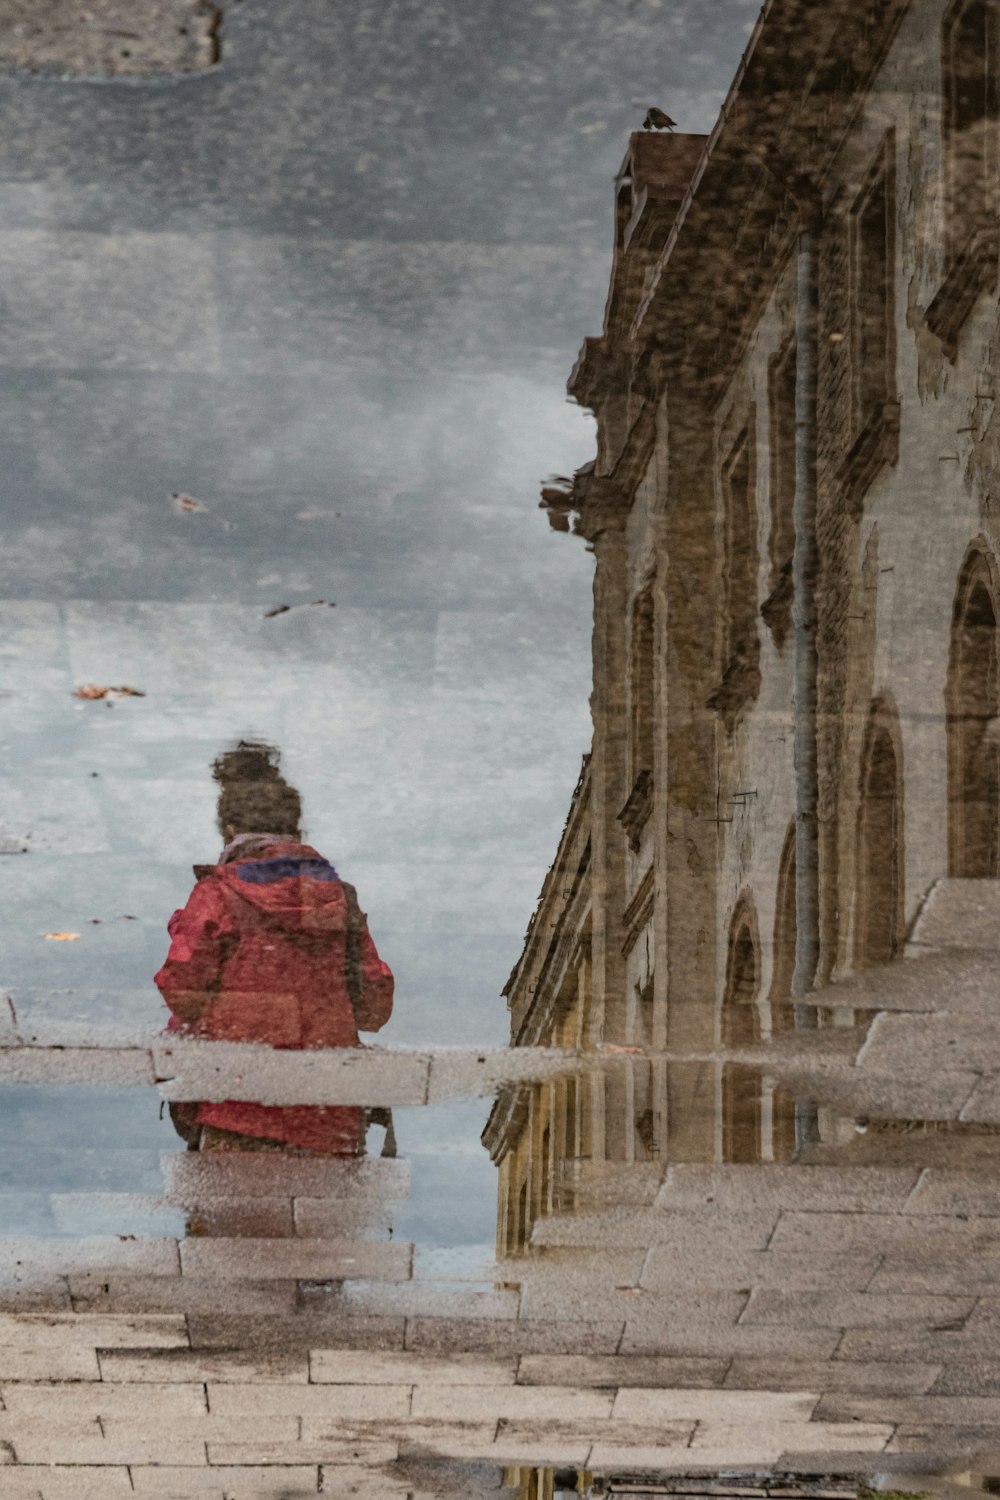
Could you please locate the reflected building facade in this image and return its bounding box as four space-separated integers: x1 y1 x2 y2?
487 0 1000 1251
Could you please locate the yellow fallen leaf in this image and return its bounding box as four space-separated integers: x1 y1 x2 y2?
73 684 145 700
44 932 79 941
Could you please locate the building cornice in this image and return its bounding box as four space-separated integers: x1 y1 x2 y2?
503 757 593 1042
549 1 912 543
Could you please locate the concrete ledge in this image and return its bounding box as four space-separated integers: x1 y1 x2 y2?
0 0 221 78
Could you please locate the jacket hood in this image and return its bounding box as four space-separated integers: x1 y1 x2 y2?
215 842 348 933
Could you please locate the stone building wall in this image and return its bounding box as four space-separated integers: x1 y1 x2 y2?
492 0 1000 1193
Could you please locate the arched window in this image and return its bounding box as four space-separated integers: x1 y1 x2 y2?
629 582 655 785
948 549 1000 876
855 700 904 967
768 824 799 1162
722 900 762 1162
770 823 797 1030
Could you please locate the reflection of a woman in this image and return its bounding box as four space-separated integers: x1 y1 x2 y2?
155 832 394 1156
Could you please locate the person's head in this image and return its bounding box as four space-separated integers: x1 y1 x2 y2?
217 832 288 865
212 739 302 844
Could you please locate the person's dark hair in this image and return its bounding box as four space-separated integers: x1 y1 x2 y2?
212 739 302 843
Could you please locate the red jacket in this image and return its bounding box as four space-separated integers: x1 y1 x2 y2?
154 843 393 1152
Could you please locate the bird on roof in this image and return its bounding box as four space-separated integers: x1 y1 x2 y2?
643 107 677 131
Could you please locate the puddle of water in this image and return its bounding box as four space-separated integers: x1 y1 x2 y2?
6 0 1000 1494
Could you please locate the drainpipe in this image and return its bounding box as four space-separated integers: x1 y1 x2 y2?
791 200 821 1019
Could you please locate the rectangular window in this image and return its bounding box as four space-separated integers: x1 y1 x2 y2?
723 423 758 670
945 0 999 259
927 2 999 354
707 418 761 726
763 336 796 648
629 583 655 783
850 136 896 438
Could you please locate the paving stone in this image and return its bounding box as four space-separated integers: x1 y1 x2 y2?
179 1236 412 1282
69 1274 299 1316
0 1344 100 1379
128 1465 319 1495
292 1196 394 1237
836 1327 1000 1361
206 1381 411 1417
655 1164 922 1213
957 1296 1000 1334
799 947 995 1013
856 1012 1000 1077
516 1353 729 1387
770 1066 980 1123
905 1169 1000 1215
47 1193 185 1240
404 1315 624 1355
0 1381 208 1417
152 1038 432 1106
0 1312 187 1347
103 1414 299 1444
0 1279 72 1312
906 877 1000 951
0 1469 133 1499
768 1209 1000 1255
586 1440 698 1469
481 1421 594 1465
164 1151 410 1203
741 1289 976 1327
181 1196 296 1238
410 1246 497 1282
867 1254 1000 1293
392 1420 509 1460
311 1349 517 1385
885 1423 1000 1455
570 1161 665 1210
690 1420 893 1455
640 1246 881 1293
531 1206 781 1252
500 1247 646 1287
0 1236 180 1284
10 1431 209 1463
931 1362 1000 1394
517 1283 746 1327
0 229 221 372
0 1047 155 1086
618 1323 842 1358
0 1414 103 1451
772 1453 951 1476
724 1357 941 1393
959 1074 1000 1123
0 1147 165 1195
425 1047 579 1102
337 1281 518 1321
815 1392 1000 1424
0 1176 49 1228
528 1416 697 1449
187 1312 406 1351
99 1347 309 1382
612 1388 819 1423
410 1382 613 1422
206 1438 399 1465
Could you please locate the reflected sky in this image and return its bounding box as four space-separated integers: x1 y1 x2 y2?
0 0 752 1051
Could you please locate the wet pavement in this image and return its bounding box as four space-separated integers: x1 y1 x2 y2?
6 890 1000 1494
5 0 1000 1496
